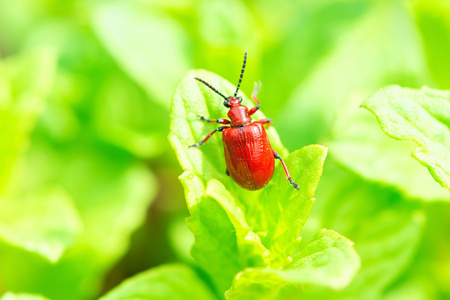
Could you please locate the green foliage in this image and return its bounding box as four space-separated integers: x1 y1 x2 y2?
1 0 450 299
327 106 449 201
0 188 81 262
226 230 359 300
0 19 157 300
169 71 359 299
362 86 450 191
294 161 425 299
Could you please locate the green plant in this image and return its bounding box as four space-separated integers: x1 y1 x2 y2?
96 71 360 300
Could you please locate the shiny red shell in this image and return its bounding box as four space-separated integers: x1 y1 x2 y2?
222 122 275 190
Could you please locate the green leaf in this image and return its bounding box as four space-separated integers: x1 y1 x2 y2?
0 187 81 263
99 264 216 300
0 143 157 300
0 49 57 192
362 85 450 192
254 145 327 267
0 293 49 300
225 230 360 300
169 70 309 293
180 171 247 295
327 106 449 201
90 0 192 109
170 70 358 299
205 179 270 267
295 161 425 299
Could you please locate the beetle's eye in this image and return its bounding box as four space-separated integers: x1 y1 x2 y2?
238 96 242 103
224 101 231 108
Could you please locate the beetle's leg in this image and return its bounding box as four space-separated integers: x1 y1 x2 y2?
255 118 272 127
189 126 228 148
272 149 299 190
248 81 261 116
197 114 231 124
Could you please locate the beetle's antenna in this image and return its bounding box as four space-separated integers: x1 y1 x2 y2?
234 51 247 97
194 77 228 100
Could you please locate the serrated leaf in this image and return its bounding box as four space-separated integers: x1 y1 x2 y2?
327 106 449 201
0 293 49 300
254 145 327 267
225 230 360 300
0 188 81 262
90 0 191 108
362 85 450 192
99 264 216 300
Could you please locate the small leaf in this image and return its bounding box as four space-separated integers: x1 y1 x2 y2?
362 85 450 191
99 264 216 300
225 230 360 300
0 188 81 262
254 145 327 266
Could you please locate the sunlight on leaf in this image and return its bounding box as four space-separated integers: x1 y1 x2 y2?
225 230 359 300
362 86 450 192
328 105 449 201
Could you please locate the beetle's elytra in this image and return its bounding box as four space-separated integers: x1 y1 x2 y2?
190 51 299 191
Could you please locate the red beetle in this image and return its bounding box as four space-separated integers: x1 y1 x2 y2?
190 51 299 190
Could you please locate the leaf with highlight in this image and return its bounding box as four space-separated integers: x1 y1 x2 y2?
225 230 360 300
362 85 450 191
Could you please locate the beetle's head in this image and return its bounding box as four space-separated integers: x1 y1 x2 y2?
223 96 242 108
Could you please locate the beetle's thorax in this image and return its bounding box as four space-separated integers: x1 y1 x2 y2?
227 101 251 127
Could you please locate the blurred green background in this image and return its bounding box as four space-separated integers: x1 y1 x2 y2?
0 0 450 299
